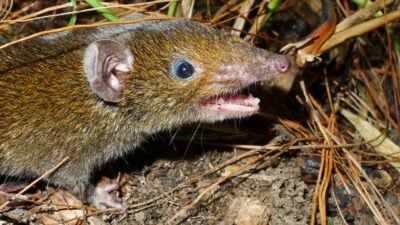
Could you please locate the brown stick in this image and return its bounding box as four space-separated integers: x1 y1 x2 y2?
0 157 69 210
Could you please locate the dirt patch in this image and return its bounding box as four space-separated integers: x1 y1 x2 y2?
110 143 312 225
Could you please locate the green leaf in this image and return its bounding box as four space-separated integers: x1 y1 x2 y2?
84 0 118 21
67 0 78 27
168 1 179 17
262 0 282 27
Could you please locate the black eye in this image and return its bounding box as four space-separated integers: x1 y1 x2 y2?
173 60 195 79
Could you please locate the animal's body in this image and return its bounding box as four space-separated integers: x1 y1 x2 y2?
0 15 291 208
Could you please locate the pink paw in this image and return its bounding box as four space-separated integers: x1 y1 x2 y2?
89 183 125 211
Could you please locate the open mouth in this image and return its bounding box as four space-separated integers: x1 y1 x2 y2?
199 92 260 117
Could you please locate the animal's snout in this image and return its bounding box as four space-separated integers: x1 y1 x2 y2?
266 54 291 73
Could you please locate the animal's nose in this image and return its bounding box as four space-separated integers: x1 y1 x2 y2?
266 54 291 73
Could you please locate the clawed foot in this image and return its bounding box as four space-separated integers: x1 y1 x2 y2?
89 183 125 211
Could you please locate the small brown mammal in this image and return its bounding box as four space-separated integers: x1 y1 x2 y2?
0 15 292 209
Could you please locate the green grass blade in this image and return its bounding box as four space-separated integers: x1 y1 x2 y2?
84 0 118 21
67 0 78 27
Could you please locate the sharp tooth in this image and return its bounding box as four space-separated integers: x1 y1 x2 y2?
248 97 260 105
216 98 225 104
239 95 259 106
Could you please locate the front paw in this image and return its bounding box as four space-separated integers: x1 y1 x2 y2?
89 182 125 211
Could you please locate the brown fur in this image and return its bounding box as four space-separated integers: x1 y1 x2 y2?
0 17 291 201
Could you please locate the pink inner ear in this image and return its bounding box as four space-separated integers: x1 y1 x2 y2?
115 64 130 73
84 39 134 103
105 56 131 92
108 74 122 91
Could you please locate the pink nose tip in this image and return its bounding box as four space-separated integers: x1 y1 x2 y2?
266 55 291 73
277 56 291 72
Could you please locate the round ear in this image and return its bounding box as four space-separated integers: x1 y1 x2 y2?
84 40 134 103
